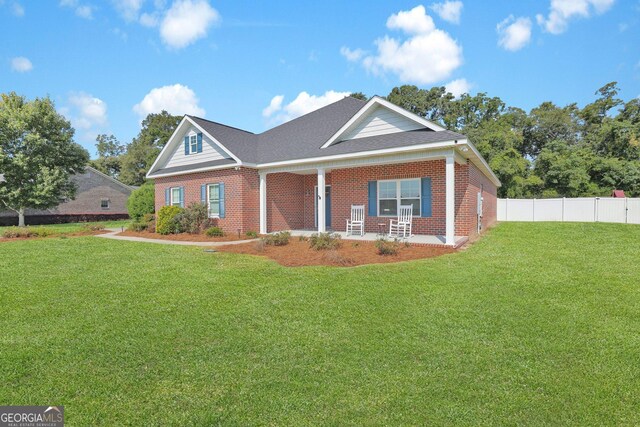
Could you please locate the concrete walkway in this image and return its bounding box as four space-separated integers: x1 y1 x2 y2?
95 228 258 246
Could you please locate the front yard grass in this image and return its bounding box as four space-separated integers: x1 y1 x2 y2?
0 222 639 425
0 219 130 235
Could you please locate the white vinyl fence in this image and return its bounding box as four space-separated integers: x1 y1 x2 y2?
498 198 640 224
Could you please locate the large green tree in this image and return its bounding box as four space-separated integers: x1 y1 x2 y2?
119 111 181 186
90 133 125 178
0 92 89 226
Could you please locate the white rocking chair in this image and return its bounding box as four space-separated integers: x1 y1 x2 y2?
389 205 413 238
346 205 365 236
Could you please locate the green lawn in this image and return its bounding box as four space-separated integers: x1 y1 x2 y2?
1 222 639 425
0 219 130 235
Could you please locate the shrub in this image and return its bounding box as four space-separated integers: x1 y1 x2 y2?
128 221 149 232
262 231 291 246
309 232 342 251
177 202 209 234
2 226 52 238
82 223 105 231
298 235 308 242
322 250 355 266
375 237 399 256
156 205 183 235
245 230 258 238
127 183 155 221
142 213 155 224
205 226 224 237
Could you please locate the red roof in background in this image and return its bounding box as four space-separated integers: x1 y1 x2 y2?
612 189 626 198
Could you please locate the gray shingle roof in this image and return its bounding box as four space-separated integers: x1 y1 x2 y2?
153 158 236 175
184 96 465 165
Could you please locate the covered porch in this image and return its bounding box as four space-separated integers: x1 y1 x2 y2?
258 148 467 246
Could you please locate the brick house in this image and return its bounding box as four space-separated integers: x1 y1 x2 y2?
147 96 500 246
0 166 132 226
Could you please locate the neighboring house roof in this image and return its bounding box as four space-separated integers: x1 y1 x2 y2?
147 96 499 186
612 189 626 198
85 166 135 192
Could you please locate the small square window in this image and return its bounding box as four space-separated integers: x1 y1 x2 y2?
101 199 110 209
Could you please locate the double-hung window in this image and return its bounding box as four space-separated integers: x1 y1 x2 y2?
378 179 421 216
100 199 110 209
170 187 182 206
207 184 220 217
189 134 198 154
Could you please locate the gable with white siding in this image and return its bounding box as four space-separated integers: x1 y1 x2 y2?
161 126 233 169
340 105 425 141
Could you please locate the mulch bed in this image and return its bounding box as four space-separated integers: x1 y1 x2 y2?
215 238 456 267
118 230 255 242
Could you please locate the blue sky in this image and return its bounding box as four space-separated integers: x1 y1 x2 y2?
2 0 639 157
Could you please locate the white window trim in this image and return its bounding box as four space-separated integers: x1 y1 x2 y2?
377 178 421 217
170 187 182 206
189 133 198 155
207 183 220 218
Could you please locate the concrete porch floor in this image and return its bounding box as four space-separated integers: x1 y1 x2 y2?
288 230 467 247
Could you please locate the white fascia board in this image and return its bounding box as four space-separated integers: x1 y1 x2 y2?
320 96 446 149
146 162 241 179
258 139 461 170
145 116 242 179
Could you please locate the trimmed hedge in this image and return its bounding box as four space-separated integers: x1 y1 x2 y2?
156 206 183 235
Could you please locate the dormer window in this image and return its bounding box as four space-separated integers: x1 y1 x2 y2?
189 134 197 154
184 132 203 155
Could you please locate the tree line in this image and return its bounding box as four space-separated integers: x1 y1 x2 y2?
96 82 639 198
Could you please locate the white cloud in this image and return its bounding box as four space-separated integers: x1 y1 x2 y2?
536 0 615 34
387 5 436 34
160 0 220 49
67 93 108 130
340 47 366 62
445 78 471 97
429 1 463 24
10 56 32 72
262 90 350 125
497 15 532 51
59 0 93 19
341 5 463 85
75 5 93 19
262 95 284 117
133 84 205 118
140 12 159 27
12 2 24 16
111 0 144 21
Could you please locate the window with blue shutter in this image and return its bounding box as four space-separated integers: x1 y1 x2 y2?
179 187 184 208
184 136 189 155
368 181 377 216
196 133 203 153
219 183 225 218
421 177 432 217
165 188 170 206
201 184 206 204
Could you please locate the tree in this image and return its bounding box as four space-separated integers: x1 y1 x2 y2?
90 134 125 178
119 111 181 186
0 92 89 226
127 182 155 220
349 92 368 101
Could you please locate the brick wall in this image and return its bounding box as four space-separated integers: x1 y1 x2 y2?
468 161 498 235
154 167 260 234
266 173 305 231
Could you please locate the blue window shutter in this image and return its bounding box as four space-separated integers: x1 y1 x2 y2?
165 188 170 206
184 136 189 155
201 184 206 203
421 177 432 217
197 133 203 153
368 181 377 216
219 182 225 218
179 187 185 208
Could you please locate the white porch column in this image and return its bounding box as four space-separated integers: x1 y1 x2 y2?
317 168 326 233
445 152 455 246
259 172 267 235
